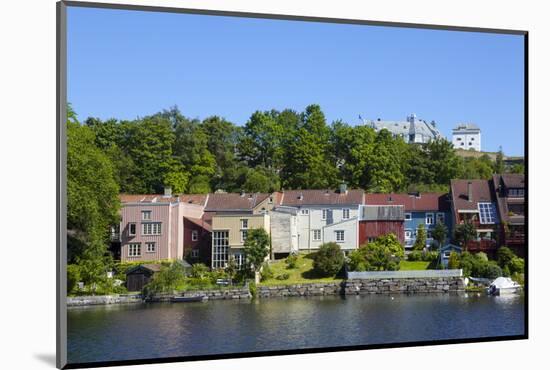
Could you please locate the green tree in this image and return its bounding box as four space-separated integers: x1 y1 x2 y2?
448 251 460 269
313 242 345 276
143 261 185 295
190 263 209 279
454 222 477 248
365 130 406 192
243 228 270 283
413 224 427 250
242 167 280 193
163 169 189 194
350 234 404 271
425 138 462 186
494 146 505 174
432 222 448 249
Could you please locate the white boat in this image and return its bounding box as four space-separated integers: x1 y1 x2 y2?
487 277 522 295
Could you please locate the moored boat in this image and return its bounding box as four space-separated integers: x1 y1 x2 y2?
171 295 207 303
487 277 522 296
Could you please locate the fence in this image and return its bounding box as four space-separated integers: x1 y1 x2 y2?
346 269 463 279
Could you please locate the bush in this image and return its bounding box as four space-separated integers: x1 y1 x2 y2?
142 261 185 296
285 254 298 269
260 262 274 281
475 252 488 262
497 247 516 268
422 251 439 262
485 262 503 279
249 281 257 298
67 264 81 293
313 242 345 276
448 252 460 269
407 251 423 261
190 263 209 279
276 273 290 280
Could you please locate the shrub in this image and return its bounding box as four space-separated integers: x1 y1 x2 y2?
313 242 345 276
249 281 257 298
190 263 209 279
276 273 290 280
67 264 81 293
485 262 503 279
260 262 274 281
142 261 185 296
422 251 439 262
475 252 488 262
348 248 370 271
285 254 298 269
407 251 423 261
413 224 427 251
497 247 516 268
448 252 460 269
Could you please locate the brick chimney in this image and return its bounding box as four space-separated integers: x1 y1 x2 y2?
467 182 473 202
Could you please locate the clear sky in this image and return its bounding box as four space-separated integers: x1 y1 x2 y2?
67 6 525 156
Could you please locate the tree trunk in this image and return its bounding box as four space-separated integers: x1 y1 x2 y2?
255 271 260 284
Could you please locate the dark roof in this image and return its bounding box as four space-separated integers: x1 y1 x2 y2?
500 174 525 189
280 189 364 206
450 179 496 211
184 216 213 232
493 175 525 225
126 263 162 275
364 192 449 212
359 205 404 221
204 193 271 211
440 244 462 252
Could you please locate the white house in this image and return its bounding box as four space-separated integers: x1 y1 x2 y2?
362 113 443 144
275 185 364 253
452 123 481 151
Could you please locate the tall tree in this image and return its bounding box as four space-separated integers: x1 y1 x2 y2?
494 146 505 174
365 129 406 192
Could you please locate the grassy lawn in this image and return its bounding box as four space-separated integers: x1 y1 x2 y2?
259 253 343 286
399 260 431 270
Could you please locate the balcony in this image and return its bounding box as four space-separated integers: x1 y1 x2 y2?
465 239 497 252
505 233 525 245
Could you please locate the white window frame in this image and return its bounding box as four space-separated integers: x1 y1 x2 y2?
322 209 329 220
342 208 350 219
240 219 249 229
405 230 413 239
436 212 445 224
313 229 321 241
335 230 345 242
300 209 309 215
145 242 156 253
128 223 136 236
212 230 229 268
142 222 161 235
191 230 199 241
425 213 434 225
141 210 152 221
191 249 199 258
128 243 141 257
405 213 412 221
234 253 246 269
240 229 248 243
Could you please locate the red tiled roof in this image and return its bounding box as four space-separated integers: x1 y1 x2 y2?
501 174 525 189
204 193 271 211
280 189 364 206
364 192 449 211
450 179 496 211
119 194 207 205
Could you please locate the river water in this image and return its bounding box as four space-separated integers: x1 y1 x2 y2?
67 293 524 364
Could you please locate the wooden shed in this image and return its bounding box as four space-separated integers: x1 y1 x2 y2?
358 205 405 245
126 264 162 292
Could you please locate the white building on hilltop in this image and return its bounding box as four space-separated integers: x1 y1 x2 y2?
362 113 442 144
452 123 481 151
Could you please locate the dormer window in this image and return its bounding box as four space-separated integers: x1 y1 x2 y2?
142 210 152 220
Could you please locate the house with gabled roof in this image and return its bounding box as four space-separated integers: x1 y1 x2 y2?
364 192 452 249
493 174 525 257
204 192 275 269
450 179 500 255
357 204 405 245
276 185 364 252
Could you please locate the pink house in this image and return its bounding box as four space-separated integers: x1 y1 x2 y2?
117 190 208 262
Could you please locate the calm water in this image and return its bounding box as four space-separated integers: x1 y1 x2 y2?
67 294 524 364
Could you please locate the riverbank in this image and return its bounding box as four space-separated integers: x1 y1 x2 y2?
68 276 465 306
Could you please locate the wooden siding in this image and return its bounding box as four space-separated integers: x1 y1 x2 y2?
358 220 405 245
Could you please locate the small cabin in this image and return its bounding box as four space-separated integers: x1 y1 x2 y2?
439 244 462 268
126 264 162 292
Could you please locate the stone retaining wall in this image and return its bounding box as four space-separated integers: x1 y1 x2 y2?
67 294 142 307
149 288 251 302
344 277 465 295
258 283 343 298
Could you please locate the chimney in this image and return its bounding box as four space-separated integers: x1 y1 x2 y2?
163 186 172 198
298 192 304 201
339 183 348 194
467 182 473 202
240 191 246 197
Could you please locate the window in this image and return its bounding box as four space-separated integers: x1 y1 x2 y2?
191 230 198 241
128 243 141 257
342 208 350 219
212 231 229 268
313 229 321 241
436 212 445 224
141 210 152 220
509 188 524 197
427 230 433 239
456 137 462 141
478 203 497 224
300 209 309 215
240 219 248 229
322 209 329 220
191 249 199 258
142 222 161 235
367 237 376 243
335 230 345 242
268 197 273 204
146 242 155 253
405 230 413 239
425 213 434 225
234 253 246 269
405 213 412 221
128 223 136 236
240 230 248 243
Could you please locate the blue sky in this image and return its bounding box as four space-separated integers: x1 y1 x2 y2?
67 7 525 155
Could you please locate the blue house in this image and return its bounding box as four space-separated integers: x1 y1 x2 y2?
440 244 462 268
365 192 453 250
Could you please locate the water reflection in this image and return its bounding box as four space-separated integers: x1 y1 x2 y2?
68 294 524 364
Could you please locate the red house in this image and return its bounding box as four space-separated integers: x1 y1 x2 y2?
183 216 212 265
493 174 525 257
358 205 405 245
